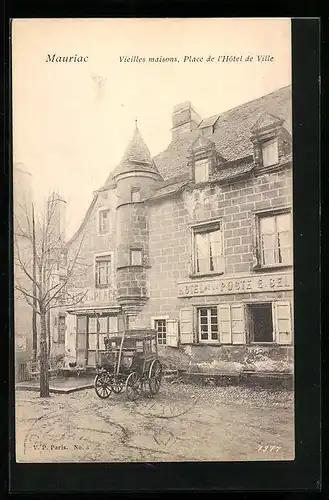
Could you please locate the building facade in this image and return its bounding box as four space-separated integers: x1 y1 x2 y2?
62 86 293 373
13 163 35 373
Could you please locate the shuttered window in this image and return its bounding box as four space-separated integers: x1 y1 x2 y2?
154 319 167 345
198 307 218 342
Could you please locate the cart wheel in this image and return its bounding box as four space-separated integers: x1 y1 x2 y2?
111 377 124 394
125 372 142 401
94 371 112 399
148 359 162 395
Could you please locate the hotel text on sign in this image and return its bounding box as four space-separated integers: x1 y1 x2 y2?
178 273 293 297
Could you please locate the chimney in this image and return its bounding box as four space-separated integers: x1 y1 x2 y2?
171 101 202 141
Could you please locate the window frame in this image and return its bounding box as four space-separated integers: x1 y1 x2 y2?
194 157 211 184
253 207 292 270
95 253 112 288
247 302 275 344
255 207 294 269
131 188 141 203
154 318 167 346
191 219 224 277
98 208 111 235
130 248 143 266
197 306 219 343
261 138 279 168
58 314 66 344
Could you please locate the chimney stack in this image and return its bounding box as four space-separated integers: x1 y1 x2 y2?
171 101 202 141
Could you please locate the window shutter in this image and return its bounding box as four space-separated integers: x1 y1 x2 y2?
66 313 76 354
218 304 231 344
179 308 194 344
231 304 246 344
273 300 292 344
166 320 178 347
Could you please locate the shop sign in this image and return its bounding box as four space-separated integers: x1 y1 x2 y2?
178 272 293 297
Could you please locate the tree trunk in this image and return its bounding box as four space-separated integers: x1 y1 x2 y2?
39 310 50 397
47 310 51 359
32 205 38 363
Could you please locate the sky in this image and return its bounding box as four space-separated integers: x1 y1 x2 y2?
12 18 291 239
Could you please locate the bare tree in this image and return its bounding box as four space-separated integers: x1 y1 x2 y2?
14 192 89 397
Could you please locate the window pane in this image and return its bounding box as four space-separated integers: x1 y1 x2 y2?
260 216 275 233
88 317 97 333
131 190 141 202
195 159 209 183
96 260 111 285
276 213 291 232
99 317 108 333
131 250 142 266
262 139 278 167
88 333 97 350
77 316 87 333
99 333 107 350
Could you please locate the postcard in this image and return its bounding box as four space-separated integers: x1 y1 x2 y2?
12 18 294 463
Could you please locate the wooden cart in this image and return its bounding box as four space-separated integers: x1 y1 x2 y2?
94 329 162 401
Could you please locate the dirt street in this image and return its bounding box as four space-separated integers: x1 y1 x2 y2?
15 382 294 462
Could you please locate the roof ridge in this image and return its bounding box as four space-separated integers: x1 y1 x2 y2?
202 84 291 124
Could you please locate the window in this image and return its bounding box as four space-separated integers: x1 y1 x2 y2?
193 222 224 274
248 304 274 343
95 255 112 287
86 315 119 365
262 138 279 167
58 315 65 344
130 249 142 266
259 212 292 266
194 158 210 183
154 319 167 345
58 275 66 304
99 209 110 234
131 188 141 202
198 307 218 342
77 315 87 333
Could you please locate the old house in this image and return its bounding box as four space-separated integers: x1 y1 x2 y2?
62 85 293 373
13 163 35 375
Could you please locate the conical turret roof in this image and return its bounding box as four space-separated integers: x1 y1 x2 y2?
112 125 161 179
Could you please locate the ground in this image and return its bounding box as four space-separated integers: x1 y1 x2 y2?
15 381 294 462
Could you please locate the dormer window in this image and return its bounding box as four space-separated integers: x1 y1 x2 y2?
194 158 210 183
262 138 279 167
131 188 141 202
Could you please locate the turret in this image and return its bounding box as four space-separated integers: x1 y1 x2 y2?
113 124 162 326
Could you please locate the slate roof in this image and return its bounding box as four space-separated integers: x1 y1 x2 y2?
111 126 161 180
154 85 292 180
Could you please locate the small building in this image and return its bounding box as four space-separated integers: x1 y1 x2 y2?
62 85 293 373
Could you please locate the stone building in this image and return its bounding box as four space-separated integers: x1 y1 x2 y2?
13 163 35 372
63 85 293 373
